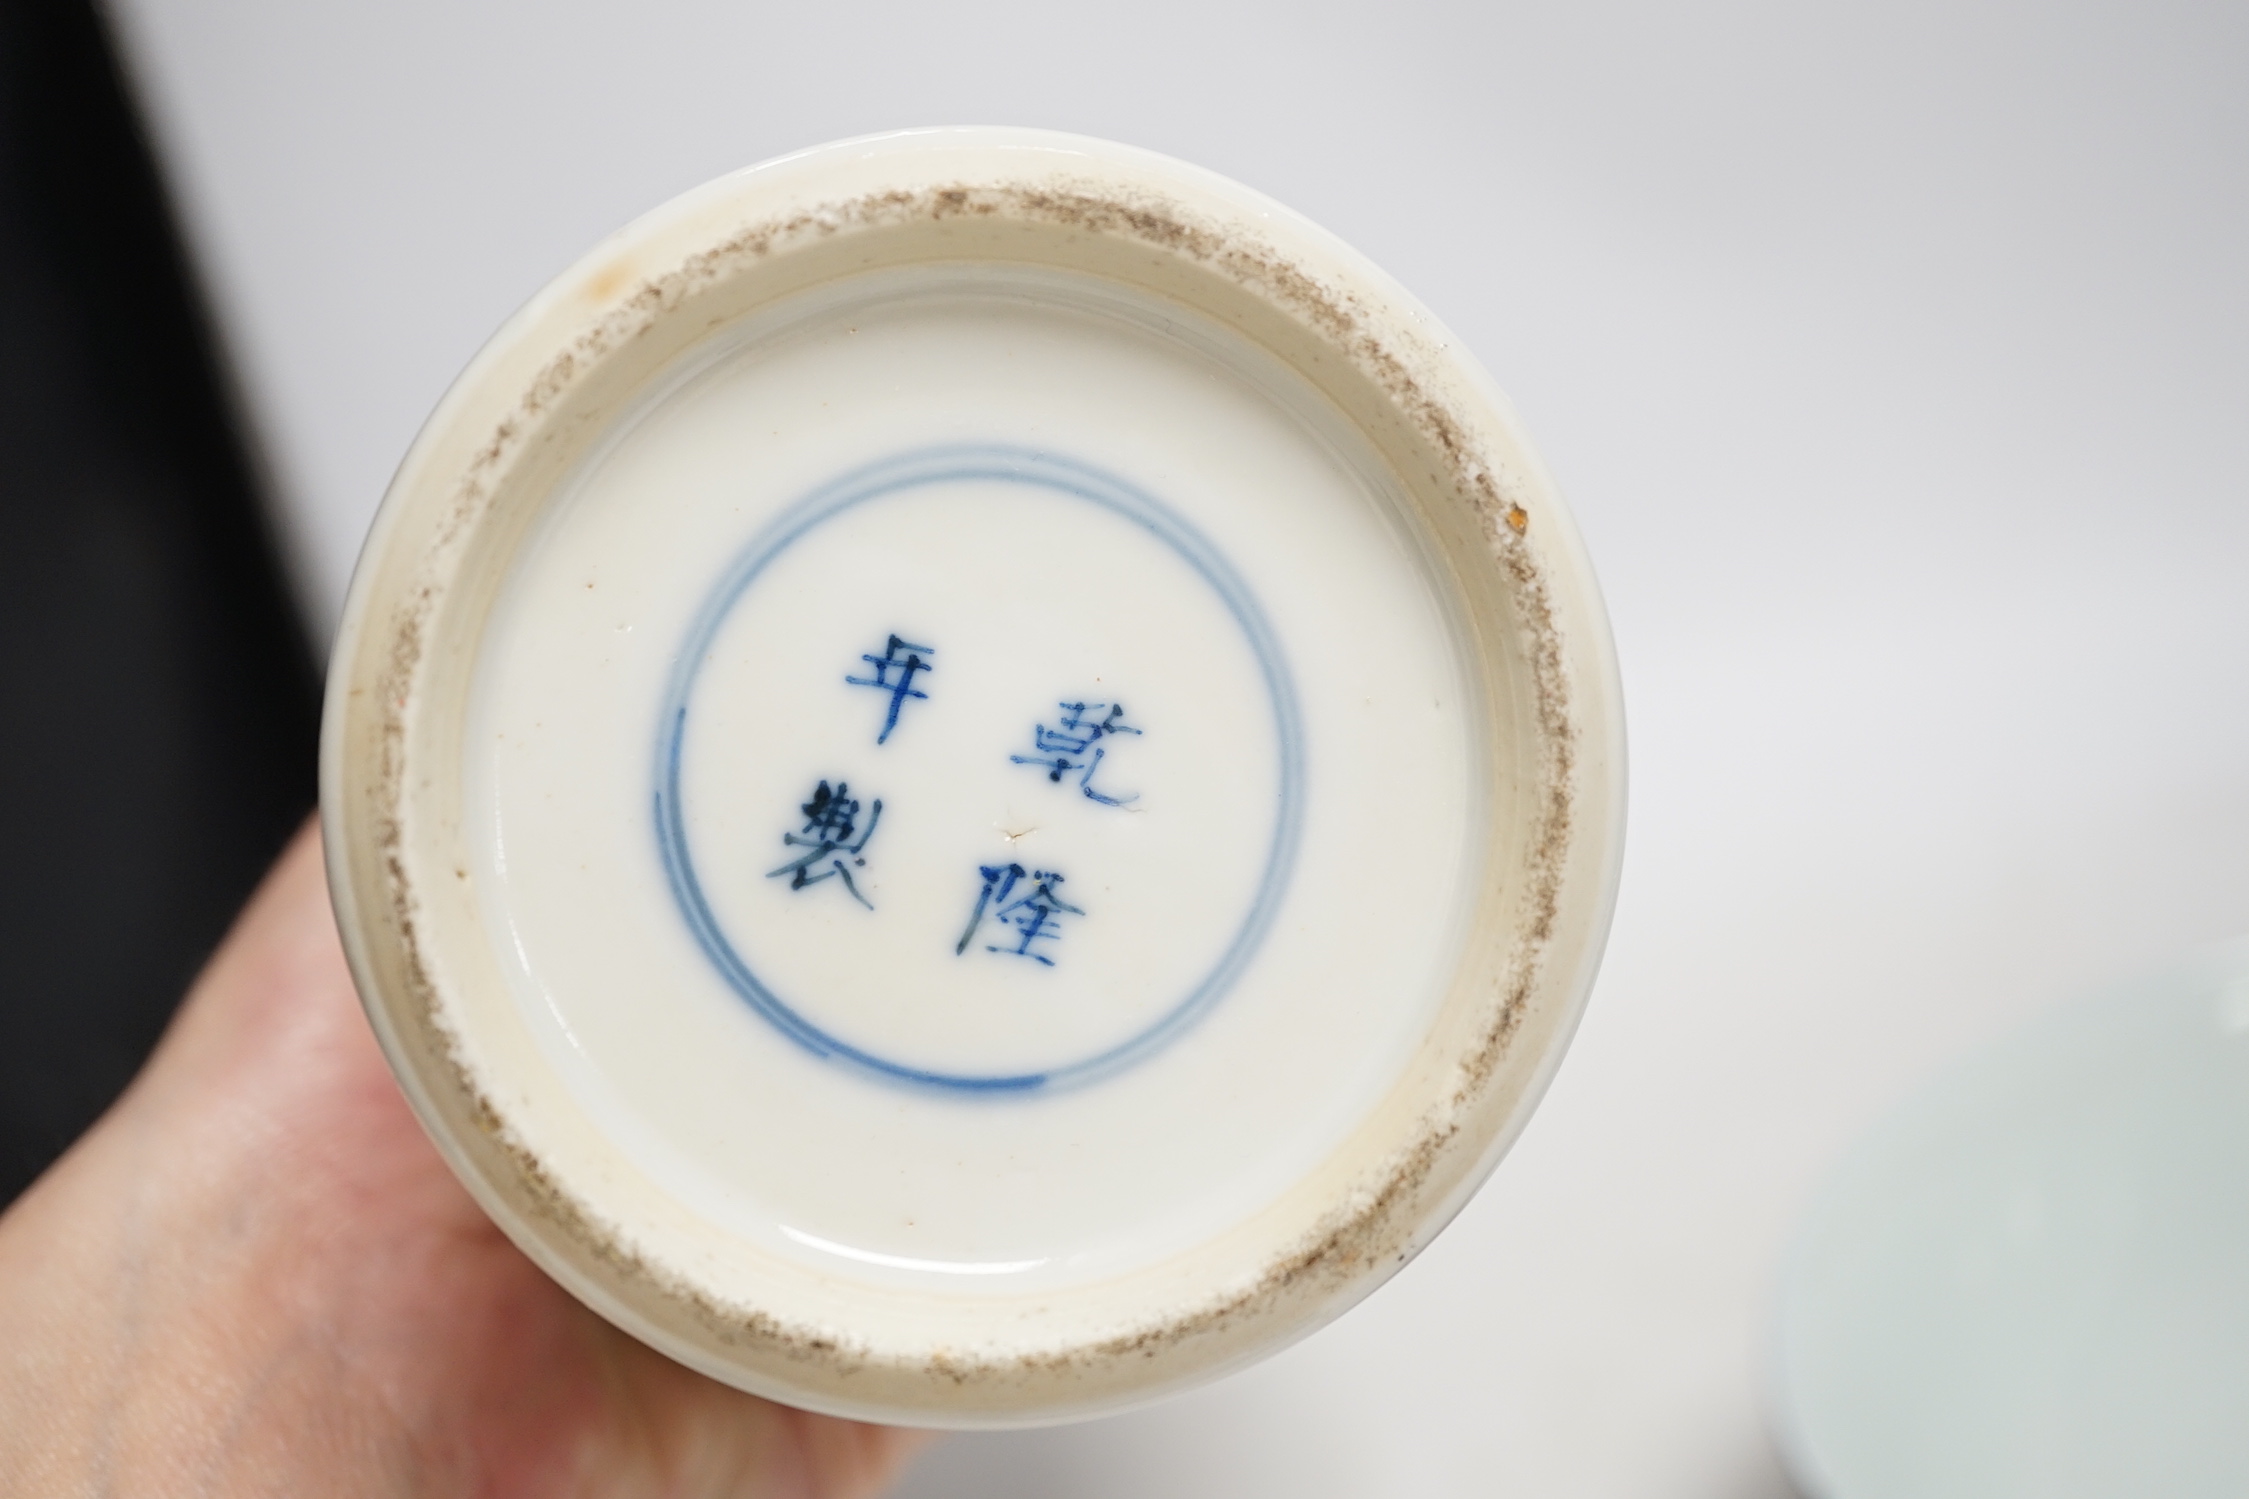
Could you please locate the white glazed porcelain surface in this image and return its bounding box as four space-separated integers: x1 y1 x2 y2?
1774 940 2249 1497
469 271 1474 1289
322 129 1625 1424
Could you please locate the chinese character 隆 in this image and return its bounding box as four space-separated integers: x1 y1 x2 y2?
955 863 1083 966
767 779 882 909
1010 700 1142 806
845 634 935 745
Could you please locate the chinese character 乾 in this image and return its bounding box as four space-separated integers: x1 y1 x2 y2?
1011 700 1142 806
767 779 881 909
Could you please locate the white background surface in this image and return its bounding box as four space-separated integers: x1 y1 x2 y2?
108 2 2249 1493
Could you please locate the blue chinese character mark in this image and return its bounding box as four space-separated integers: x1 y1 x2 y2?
1011 701 1143 806
767 780 881 909
955 863 1084 967
845 634 935 745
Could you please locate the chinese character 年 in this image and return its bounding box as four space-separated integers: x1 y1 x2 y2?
845 634 935 745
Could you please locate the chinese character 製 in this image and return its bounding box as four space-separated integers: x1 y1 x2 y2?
845 634 935 745
954 863 1083 966
1010 700 1142 806
767 779 881 908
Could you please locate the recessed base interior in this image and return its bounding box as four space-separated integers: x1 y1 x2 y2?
462 266 1485 1298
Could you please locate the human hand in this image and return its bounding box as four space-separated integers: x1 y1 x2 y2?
0 822 928 1497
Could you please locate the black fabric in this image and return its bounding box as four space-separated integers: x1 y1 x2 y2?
0 0 322 1206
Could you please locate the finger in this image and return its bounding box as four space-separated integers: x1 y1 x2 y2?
585 1326 936 1499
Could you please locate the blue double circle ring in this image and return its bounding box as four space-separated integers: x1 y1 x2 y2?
654 444 1304 1093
